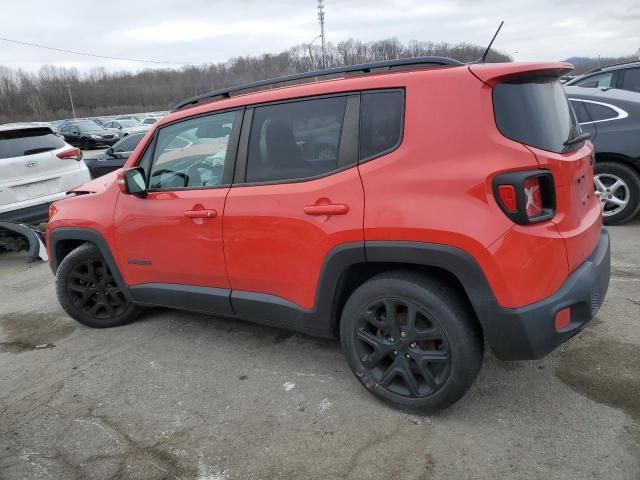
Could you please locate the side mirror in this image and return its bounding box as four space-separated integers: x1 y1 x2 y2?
123 167 147 196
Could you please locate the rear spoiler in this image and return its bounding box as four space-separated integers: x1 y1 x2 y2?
468 62 574 87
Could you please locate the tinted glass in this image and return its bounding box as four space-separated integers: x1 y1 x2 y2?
576 72 613 88
622 68 640 93
246 96 347 183
360 91 403 160
493 76 580 153
114 133 143 152
569 100 592 123
148 110 237 190
0 128 65 159
584 102 618 121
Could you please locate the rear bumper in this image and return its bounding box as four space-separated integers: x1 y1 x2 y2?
487 229 610 360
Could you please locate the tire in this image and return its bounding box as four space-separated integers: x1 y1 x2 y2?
55 243 142 328
81 137 90 150
340 270 483 414
595 161 640 226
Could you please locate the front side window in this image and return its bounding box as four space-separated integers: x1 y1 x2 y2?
148 110 238 190
246 96 347 183
360 90 404 160
576 72 613 88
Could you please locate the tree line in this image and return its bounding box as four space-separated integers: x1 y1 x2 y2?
1 38 513 123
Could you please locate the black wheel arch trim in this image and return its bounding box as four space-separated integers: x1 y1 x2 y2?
48 229 498 344
49 227 133 300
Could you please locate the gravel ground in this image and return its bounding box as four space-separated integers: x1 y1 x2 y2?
0 220 638 479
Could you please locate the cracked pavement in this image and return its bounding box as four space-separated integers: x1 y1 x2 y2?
0 219 639 479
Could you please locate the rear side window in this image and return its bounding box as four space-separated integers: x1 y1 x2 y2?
0 128 65 159
569 100 592 124
359 90 404 160
114 133 143 152
621 68 640 93
583 102 618 122
246 96 347 183
493 76 580 153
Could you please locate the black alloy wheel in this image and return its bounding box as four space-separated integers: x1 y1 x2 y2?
354 298 451 397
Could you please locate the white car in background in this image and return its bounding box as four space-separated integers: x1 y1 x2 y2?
0 124 90 260
102 119 149 137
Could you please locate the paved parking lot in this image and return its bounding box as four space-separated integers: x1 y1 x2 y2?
1 220 639 479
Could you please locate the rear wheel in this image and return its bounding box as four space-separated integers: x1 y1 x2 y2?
595 162 640 225
340 271 483 414
55 243 141 328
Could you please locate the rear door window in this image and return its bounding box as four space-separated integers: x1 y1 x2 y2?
493 76 580 153
621 68 640 93
0 128 65 159
359 90 404 161
245 96 347 183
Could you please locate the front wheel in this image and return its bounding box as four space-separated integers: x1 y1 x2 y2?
55 243 141 328
80 137 90 150
595 162 640 225
340 271 483 414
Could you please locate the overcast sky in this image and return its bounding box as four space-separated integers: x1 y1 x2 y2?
1 0 638 73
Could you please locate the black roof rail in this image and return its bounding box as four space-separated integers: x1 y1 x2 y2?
582 59 640 76
173 56 462 111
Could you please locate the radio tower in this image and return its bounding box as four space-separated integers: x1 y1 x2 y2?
317 0 327 68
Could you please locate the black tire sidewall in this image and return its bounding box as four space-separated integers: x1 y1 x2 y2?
340 272 483 414
596 161 640 225
55 243 141 328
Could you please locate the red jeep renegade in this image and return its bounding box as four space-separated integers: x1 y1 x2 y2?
47 57 610 413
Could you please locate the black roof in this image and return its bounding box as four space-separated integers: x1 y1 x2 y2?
173 56 462 111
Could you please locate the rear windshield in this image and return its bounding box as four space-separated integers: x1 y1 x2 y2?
493 76 581 153
0 128 65 159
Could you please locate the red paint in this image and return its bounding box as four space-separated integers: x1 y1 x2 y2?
48 60 601 313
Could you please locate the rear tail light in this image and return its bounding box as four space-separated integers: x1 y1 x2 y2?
493 170 555 224
57 148 83 161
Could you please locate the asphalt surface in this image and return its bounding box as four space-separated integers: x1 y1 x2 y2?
0 219 639 479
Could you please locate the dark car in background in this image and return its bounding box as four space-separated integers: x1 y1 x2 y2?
59 120 118 150
565 86 640 224
565 60 640 93
83 132 145 178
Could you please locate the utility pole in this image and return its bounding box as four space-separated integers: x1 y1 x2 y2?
317 0 326 68
66 84 76 118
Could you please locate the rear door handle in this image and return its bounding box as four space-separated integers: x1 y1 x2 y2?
303 204 349 216
184 209 217 218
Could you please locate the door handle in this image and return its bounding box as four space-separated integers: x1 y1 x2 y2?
184 209 217 218
303 204 349 216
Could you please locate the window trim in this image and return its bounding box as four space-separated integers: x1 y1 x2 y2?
135 107 244 192
232 92 359 187
568 98 628 125
358 88 406 164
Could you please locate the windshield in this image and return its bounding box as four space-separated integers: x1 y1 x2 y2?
493 76 582 153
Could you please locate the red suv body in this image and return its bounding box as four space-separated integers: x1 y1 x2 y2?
47 58 610 413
